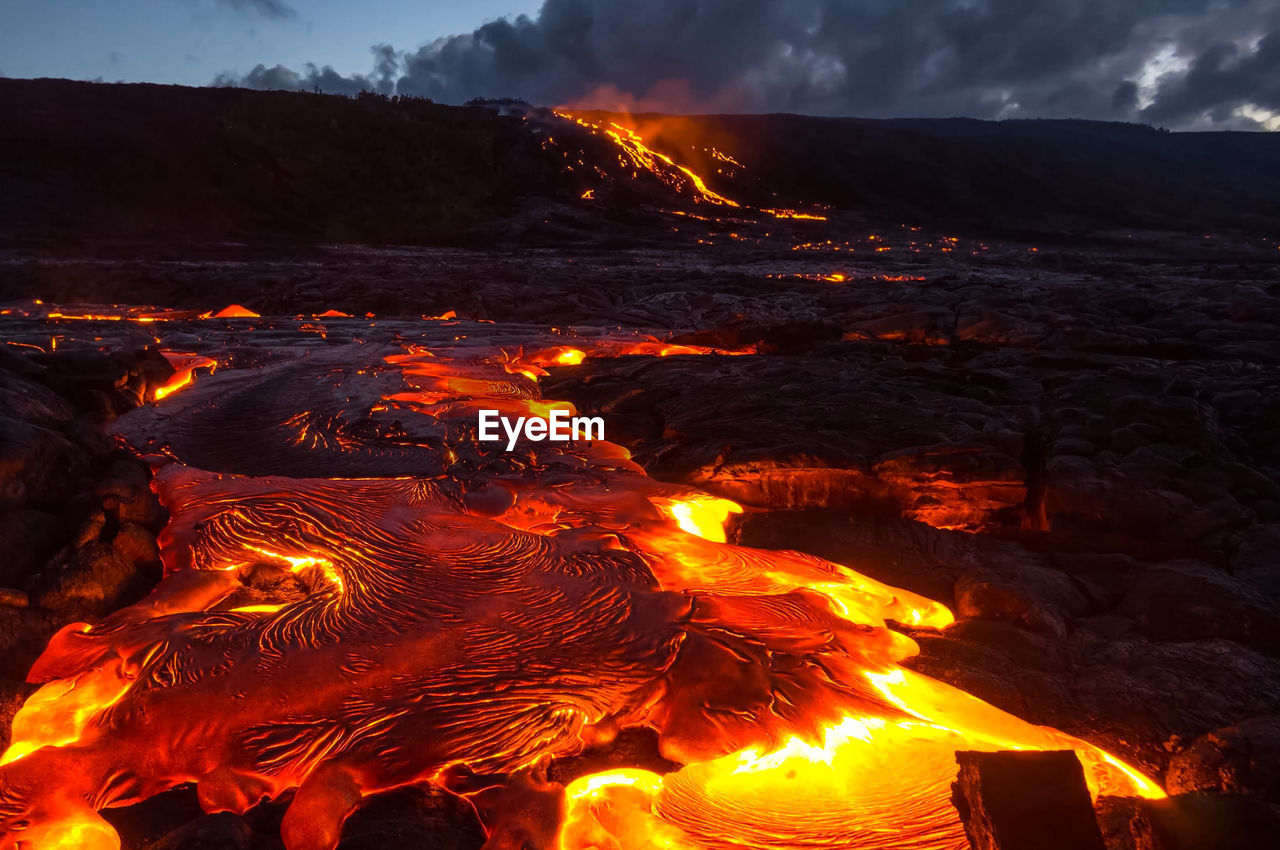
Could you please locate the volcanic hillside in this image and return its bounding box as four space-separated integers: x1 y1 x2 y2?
3 77 1280 250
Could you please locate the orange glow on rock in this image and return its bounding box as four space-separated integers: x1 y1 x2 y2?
761 208 829 221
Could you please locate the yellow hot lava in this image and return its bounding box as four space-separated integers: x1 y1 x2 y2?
560 497 1163 850
0 657 132 767
154 351 217 400
651 494 743 543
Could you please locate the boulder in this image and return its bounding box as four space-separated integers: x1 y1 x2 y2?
144 813 253 850
955 561 1090 638
1098 792 1280 850
1116 561 1280 652
337 785 485 850
0 509 64 586
951 750 1105 850
1166 716 1280 800
0 416 91 510
33 540 153 619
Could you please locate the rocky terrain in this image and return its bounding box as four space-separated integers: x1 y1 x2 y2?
2 78 1280 850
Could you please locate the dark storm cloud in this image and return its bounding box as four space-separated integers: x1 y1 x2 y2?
1142 30 1280 126
216 0 296 19
215 0 1280 129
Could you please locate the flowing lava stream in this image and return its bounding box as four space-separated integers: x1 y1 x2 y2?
0 322 1162 850
552 112 826 221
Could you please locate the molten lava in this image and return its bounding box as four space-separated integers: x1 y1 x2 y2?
0 329 1163 850
553 112 825 223
204 304 260 319
556 111 740 208
153 351 217 400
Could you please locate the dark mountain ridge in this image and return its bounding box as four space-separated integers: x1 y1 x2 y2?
2 77 1278 249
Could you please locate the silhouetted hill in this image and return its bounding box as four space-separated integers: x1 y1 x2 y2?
0 78 553 247
602 112 1280 236
2 78 1278 248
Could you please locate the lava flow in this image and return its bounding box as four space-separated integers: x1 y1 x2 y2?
0 328 1162 850
555 111 740 208
153 351 217 400
552 111 824 222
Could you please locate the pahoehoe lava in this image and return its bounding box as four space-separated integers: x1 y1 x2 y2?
0 333 1162 850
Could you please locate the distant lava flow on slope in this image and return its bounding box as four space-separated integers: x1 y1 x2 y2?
549 111 825 221
0 314 1161 850
553 111 741 208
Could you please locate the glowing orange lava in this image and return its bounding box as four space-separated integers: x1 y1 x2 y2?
154 351 217 400
521 339 754 369
556 111 740 208
553 112 828 224
761 208 829 221
203 304 260 319
0 331 1163 850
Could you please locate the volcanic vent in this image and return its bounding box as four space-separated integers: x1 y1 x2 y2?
0 311 1161 850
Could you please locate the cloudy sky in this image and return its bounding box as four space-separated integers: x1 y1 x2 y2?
4 0 1279 130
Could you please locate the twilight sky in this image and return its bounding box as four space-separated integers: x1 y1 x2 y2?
0 1 537 87
3 0 1280 130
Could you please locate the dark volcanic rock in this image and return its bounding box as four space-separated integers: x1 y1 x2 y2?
546 352 1029 530
547 727 681 785
109 521 163 576
909 619 1072 721
1165 716 1280 800
144 813 254 850
1098 792 1280 850
33 540 153 618
951 750 1105 850
0 509 64 586
1065 638 1280 773
96 459 167 529
1231 524 1280 597
32 460 166 618
0 606 59 682
0 370 76 427
1116 562 1280 652
21 347 175 419
0 415 91 510
337 785 485 850
912 628 1280 782
955 561 1089 639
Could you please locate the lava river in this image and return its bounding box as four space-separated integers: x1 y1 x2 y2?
0 330 1163 850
